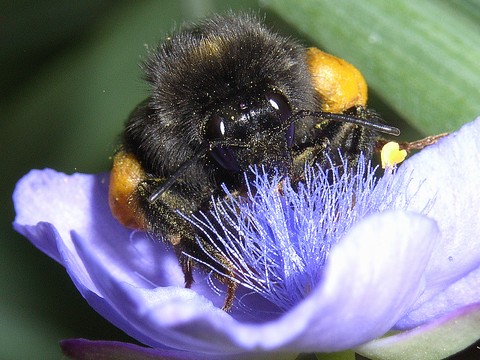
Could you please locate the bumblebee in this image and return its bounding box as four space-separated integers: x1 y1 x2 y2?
108 13 399 311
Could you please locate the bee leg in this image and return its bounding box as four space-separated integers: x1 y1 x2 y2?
193 238 239 311
177 242 238 310
212 250 238 311
139 178 240 310
220 275 238 311
181 256 194 289
136 176 202 289
172 238 195 288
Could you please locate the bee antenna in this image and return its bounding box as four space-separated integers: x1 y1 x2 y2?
291 110 401 136
148 144 209 204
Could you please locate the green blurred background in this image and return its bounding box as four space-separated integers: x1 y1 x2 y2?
1 1 479 359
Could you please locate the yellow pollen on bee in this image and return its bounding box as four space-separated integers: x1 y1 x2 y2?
381 141 407 169
306 47 368 113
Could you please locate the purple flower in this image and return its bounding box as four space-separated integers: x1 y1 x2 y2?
13 117 480 359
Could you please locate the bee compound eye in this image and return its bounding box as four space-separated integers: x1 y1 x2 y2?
265 91 294 146
265 91 292 124
205 114 226 141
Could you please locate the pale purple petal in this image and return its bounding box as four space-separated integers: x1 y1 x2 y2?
393 116 480 328
13 170 225 298
272 211 439 352
71 208 439 352
13 166 439 353
397 264 480 329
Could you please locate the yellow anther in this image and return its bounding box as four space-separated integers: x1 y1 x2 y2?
381 141 407 169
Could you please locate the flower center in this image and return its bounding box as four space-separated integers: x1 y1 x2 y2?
186 154 404 310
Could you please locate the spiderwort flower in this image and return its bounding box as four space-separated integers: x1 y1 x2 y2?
13 117 480 359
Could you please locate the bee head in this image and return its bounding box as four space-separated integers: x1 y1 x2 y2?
204 89 295 172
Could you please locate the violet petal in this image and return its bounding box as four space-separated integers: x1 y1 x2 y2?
274 211 439 352
393 117 480 328
14 167 439 352
72 209 439 352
